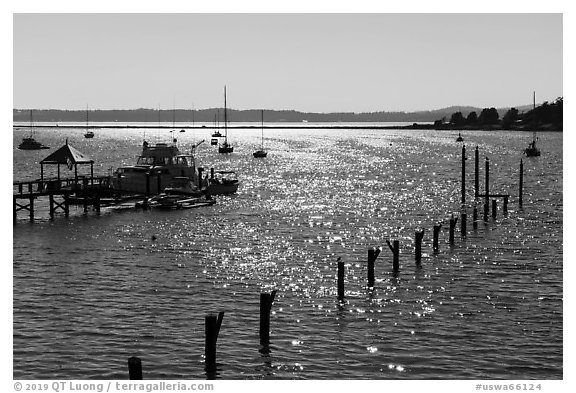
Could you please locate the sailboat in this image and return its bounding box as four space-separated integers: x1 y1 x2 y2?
524 91 541 157
253 109 267 158
218 86 234 154
456 131 464 142
84 105 94 138
18 110 49 150
212 109 222 138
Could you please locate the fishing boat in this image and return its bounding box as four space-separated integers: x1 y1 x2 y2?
456 132 464 142
524 92 541 157
84 106 95 138
253 109 268 158
18 110 49 150
206 170 239 195
111 139 204 195
218 87 234 154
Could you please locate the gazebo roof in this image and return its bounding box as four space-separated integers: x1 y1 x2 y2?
40 141 94 165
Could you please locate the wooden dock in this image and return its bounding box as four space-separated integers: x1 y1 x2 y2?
13 176 114 222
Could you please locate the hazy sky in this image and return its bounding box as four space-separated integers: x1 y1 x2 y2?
13 13 563 112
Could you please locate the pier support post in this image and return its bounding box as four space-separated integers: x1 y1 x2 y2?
461 212 467 237
415 230 425 265
461 145 466 204
475 146 479 199
337 259 345 302
29 195 34 222
367 248 380 288
449 216 457 245
484 201 489 222
260 290 277 344
433 224 442 253
64 194 69 217
519 160 524 208
128 357 143 380
386 240 400 271
503 196 509 214
49 193 55 219
205 312 225 373
492 199 497 219
485 157 490 208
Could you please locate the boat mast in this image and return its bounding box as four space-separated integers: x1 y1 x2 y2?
261 109 264 150
533 91 537 141
86 104 89 133
29 109 33 137
224 86 228 144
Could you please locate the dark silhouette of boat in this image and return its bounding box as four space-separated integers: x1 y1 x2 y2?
456 132 464 142
18 110 49 150
253 109 268 158
218 87 234 154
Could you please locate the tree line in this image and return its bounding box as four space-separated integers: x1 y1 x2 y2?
435 97 562 131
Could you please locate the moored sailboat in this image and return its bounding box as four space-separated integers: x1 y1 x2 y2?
253 109 267 158
218 87 234 154
524 92 541 157
18 110 49 150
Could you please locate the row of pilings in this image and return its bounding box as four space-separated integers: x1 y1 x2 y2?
124 144 531 379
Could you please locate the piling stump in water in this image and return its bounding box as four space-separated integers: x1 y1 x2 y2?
337 259 345 302
433 224 442 253
449 216 458 245
386 240 400 271
260 290 277 344
460 212 467 237
519 159 524 208
367 248 380 287
483 202 489 222
415 230 425 265
503 196 509 214
205 312 225 372
492 199 497 219
128 356 142 380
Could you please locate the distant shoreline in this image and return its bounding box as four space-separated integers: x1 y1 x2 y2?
12 123 562 132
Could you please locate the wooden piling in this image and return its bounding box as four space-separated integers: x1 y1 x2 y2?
205 312 225 372
415 230 425 265
492 199 497 219
337 260 345 301
128 356 143 380
460 212 467 237
49 193 55 219
449 216 457 245
475 146 479 199
260 290 277 344
484 201 489 222
29 195 34 222
461 144 466 204
485 157 490 207
503 195 509 214
433 224 442 253
519 159 524 208
367 248 380 287
386 240 400 271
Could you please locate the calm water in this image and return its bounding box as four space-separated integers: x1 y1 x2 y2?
13 125 563 379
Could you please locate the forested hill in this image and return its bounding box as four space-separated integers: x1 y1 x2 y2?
13 106 522 123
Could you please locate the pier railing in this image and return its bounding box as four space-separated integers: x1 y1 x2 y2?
13 176 111 197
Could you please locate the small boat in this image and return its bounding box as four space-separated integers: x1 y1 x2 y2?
84 106 95 138
524 92 541 157
206 170 239 195
211 138 219 146
148 195 215 210
456 132 464 142
212 111 222 137
218 86 234 154
18 137 50 150
525 132 541 157
253 109 268 158
18 110 49 150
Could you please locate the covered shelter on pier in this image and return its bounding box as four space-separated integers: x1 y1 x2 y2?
40 140 94 182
